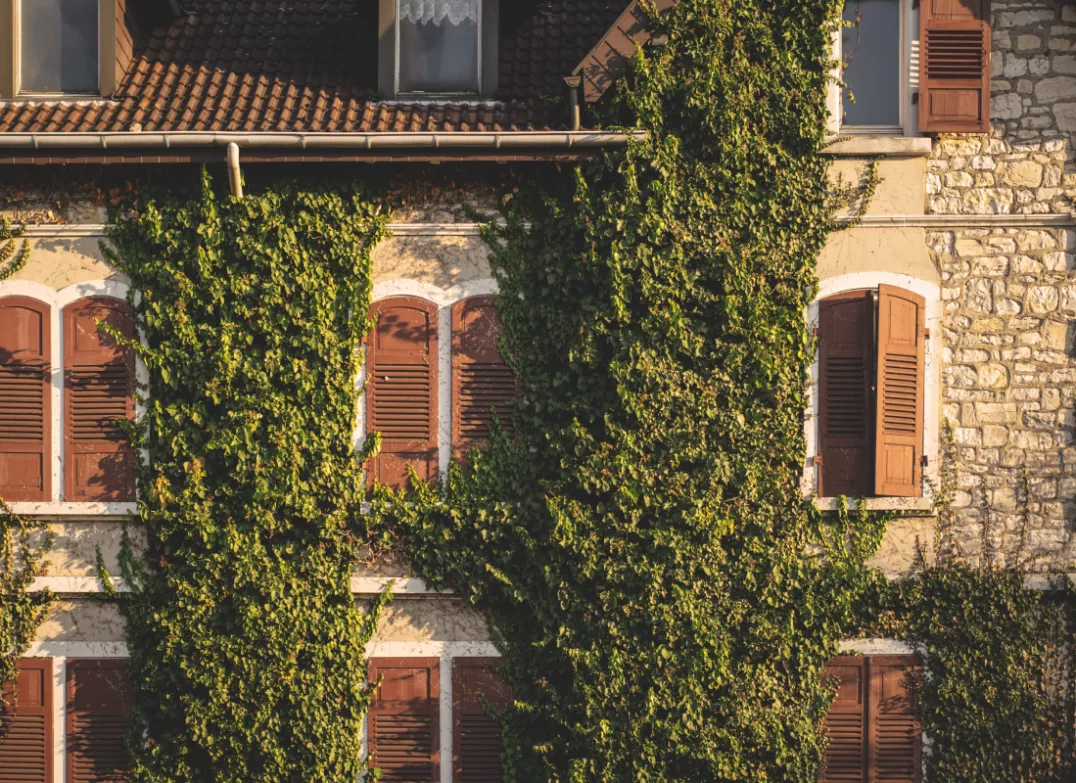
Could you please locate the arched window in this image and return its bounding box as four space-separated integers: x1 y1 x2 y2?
63 297 135 502
817 285 925 498
451 295 516 458
0 296 51 501
366 297 439 490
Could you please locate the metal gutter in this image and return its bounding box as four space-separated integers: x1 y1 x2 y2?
0 130 643 150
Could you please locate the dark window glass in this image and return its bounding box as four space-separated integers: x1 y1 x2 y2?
841 0 900 127
398 0 479 93
21 0 99 94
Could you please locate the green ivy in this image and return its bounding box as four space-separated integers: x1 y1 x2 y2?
879 565 1075 783
381 2 896 780
0 218 30 282
104 171 390 783
0 501 53 739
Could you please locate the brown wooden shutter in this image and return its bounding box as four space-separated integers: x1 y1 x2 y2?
453 658 510 783
63 298 135 502
874 286 925 498
821 657 868 783
0 297 51 502
451 297 517 459
0 659 53 783
66 660 132 783
919 0 991 133
368 658 440 783
818 291 875 497
366 298 439 490
868 656 922 783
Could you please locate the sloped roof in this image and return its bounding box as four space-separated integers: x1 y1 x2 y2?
0 0 632 135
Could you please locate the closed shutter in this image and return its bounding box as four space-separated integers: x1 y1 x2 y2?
0 298 51 502
66 660 132 783
919 0 991 133
821 657 868 783
63 298 135 502
453 658 510 783
818 291 874 497
874 286 925 498
868 657 922 783
451 297 517 458
0 659 53 783
368 658 440 783
366 298 439 490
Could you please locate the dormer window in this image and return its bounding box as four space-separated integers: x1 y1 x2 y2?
379 0 496 99
19 0 99 95
397 0 480 94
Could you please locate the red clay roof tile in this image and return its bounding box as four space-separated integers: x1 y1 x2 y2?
0 0 631 135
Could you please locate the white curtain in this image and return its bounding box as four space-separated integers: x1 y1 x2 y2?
399 0 478 26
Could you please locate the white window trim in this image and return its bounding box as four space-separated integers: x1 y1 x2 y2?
828 0 920 138
24 640 500 783
0 279 146 510
394 0 483 97
14 0 102 99
804 272 941 510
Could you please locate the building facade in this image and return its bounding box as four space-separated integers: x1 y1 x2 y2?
0 0 1072 781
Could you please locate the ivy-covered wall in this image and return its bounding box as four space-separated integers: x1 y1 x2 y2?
3 1 1076 782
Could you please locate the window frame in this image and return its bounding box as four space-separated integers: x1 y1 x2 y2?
14 0 102 98
806 273 940 509
829 0 918 138
0 280 142 512
394 0 483 97
823 643 925 783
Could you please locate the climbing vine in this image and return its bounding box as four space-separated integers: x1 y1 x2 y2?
0 501 53 739
104 171 390 783
77 2 1076 782
872 424 1076 782
381 1 895 780
0 218 30 282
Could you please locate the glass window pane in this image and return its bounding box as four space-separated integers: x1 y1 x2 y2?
20 0 99 94
841 0 900 127
398 0 479 94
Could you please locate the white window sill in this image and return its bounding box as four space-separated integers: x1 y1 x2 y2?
6 502 137 518
812 496 935 513
821 136 933 158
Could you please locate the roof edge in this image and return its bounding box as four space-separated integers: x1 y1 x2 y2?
572 0 677 104
0 130 643 151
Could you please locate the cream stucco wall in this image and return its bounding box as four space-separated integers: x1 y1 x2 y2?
817 226 937 284
35 600 127 643
372 599 492 643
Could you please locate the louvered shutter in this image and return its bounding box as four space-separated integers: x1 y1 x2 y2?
874 286 925 498
818 291 874 497
63 299 135 502
66 660 132 783
453 658 510 783
919 0 991 133
0 659 53 783
868 656 922 783
0 298 51 502
451 297 517 458
821 657 868 783
366 298 439 490
368 658 440 782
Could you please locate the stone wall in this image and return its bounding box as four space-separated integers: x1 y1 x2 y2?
929 0 1076 215
928 1 1076 569
934 225 1076 568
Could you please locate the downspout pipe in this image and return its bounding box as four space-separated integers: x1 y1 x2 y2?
564 76 582 132
226 142 243 198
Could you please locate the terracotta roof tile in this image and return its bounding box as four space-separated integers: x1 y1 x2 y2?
0 0 629 135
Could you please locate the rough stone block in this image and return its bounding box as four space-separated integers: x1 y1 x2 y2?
1027 285 1060 313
